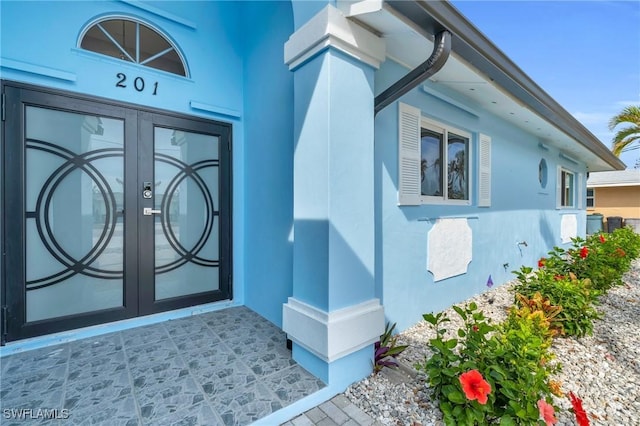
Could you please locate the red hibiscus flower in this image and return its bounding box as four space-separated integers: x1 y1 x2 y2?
554 274 565 281
459 370 491 405
537 399 558 425
538 258 546 268
569 391 590 426
599 234 606 243
472 325 479 332
580 247 589 258
616 248 626 257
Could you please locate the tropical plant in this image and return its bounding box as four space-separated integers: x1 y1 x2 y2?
374 322 408 373
512 292 564 338
609 105 640 156
418 303 559 425
512 267 602 337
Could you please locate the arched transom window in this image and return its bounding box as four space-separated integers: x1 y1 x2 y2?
80 18 188 77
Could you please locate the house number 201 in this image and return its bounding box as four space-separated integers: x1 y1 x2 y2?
115 73 158 95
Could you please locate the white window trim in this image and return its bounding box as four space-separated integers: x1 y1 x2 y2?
557 166 576 209
420 117 473 206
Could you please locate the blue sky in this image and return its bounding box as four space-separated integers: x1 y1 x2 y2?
451 0 640 169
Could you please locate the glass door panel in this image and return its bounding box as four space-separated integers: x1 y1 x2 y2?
2 82 231 342
153 127 220 300
24 106 125 321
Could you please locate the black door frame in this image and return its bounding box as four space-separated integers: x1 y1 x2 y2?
1 80 232 344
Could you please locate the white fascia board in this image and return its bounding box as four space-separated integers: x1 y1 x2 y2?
587 182 640 188
284 5 385 70
283 298 385 363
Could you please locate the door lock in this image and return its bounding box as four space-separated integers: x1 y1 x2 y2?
143 207 162 216
142 182 153 199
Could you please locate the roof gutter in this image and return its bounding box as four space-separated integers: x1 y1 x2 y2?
374 30 451 115
384 0 625 171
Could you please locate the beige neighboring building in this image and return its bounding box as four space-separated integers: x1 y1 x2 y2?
587 170 640 231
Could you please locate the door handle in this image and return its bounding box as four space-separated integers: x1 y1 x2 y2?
143 208 162 216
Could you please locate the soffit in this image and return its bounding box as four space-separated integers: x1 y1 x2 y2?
338 0 624 172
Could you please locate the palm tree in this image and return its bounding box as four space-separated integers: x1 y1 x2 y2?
609 105 640 156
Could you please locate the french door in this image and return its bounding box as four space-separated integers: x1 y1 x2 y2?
1 82 232 343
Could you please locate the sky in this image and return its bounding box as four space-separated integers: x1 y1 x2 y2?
450 0 640 169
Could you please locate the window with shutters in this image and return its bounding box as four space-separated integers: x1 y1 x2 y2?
398 103 490 206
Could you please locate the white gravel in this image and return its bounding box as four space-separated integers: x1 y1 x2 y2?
343 259 640 426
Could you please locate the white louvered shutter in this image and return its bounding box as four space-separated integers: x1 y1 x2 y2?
398 103 422 205
478 134 491 207
556 166 563 208
577 172 584 209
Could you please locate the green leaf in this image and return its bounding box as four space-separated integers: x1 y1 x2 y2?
465 408 476 425
489 366 506 381
423 313 437 325
443 415 457 426
458 329 466 338
452 405 463 417
499 415 516 426
385 345 408 357
508 400 522 414
499 386 517 400
473 409 486 424
442 368 458 377
452 305 467 320
445 339 458 349
447 390 466 404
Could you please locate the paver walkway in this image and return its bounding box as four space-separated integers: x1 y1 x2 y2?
282 395 382 426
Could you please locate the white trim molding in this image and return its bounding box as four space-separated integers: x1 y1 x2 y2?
283 298 385 362
284 5 385 70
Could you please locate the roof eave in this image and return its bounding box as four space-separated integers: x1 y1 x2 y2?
385 0 626 171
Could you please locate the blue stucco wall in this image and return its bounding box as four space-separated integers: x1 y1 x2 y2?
0 1 244 116
374 59 587 332
291 49 376 313
242 1 295 326
1 1 298 328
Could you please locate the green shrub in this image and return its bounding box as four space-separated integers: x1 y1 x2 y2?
417 303 559 425
536 227 640 292
512 268 602 337
418 227 639 424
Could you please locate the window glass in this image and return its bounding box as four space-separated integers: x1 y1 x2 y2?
100 19 137 61
539 158 548 188
586 188 595 208
139 24 171 63
421 129 443 197
145 49 186 76
561 170 575 207
447 133 469 200
80 18 187 76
